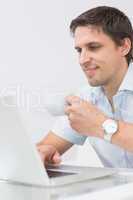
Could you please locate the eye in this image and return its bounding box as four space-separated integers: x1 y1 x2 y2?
88 44 102 51
75 47 82 54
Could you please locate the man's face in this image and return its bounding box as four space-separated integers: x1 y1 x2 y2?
74 26 127 87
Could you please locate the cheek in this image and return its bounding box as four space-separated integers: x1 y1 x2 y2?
98 47 117 59
98 51 120 69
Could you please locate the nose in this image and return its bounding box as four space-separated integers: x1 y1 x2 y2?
79 49 91 66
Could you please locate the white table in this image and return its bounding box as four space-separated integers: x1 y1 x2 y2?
0 168 133 200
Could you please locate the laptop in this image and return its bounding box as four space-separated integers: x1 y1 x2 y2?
0 96 115 187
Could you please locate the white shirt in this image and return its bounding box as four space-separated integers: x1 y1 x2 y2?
52 63 133 168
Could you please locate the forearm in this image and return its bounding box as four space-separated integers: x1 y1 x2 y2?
65 96 133 152
37 131 73 155
111 121 133 152
97 119 133 152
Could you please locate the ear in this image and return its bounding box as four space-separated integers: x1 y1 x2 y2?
120 38 131 57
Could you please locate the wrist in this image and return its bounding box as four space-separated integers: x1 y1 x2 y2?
102 118 118 142
96 115 108 138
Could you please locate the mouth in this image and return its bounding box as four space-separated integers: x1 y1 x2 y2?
84 66 99 78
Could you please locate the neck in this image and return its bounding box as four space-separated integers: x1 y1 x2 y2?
103 61 128 102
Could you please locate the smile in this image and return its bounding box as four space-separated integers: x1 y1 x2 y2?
85 67 99 77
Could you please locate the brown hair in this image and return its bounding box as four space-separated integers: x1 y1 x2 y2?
70 6 133 64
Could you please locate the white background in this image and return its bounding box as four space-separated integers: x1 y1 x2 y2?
0 0 132 166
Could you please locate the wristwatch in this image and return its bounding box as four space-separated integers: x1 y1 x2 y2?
102 119 118 143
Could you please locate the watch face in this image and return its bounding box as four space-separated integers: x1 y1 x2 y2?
102 119 118 134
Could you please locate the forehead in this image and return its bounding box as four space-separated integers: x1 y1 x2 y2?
74 26 114 46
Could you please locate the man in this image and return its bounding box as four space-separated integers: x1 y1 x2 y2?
37 6 133 168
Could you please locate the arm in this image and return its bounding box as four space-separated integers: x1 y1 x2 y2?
65 95 133 152
112 121 133 152
37 131 73 155
37 131 73 164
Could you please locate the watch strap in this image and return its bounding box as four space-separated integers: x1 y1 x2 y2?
103 131 113 142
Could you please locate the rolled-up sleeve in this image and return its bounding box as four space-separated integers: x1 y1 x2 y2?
51 116 87 145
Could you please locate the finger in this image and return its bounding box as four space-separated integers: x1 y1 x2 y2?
64 106 73 115
65 95 81 105
52 151 61 164
37 145 54 163
67 113 74 121
37 145 43 152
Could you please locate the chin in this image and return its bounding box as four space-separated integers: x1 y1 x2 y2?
88 80 101 87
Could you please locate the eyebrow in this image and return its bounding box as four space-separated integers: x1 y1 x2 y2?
75 42 102 49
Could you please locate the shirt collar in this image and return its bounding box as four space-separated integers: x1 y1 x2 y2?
118 62 133 92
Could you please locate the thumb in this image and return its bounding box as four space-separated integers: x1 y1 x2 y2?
52 151 61 164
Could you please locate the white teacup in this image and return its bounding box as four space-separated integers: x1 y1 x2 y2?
43 91 74 116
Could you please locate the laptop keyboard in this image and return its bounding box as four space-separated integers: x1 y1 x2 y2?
46 169 76 178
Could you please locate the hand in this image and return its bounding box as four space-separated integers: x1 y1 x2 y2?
65 95 107 138
37 144 61 165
